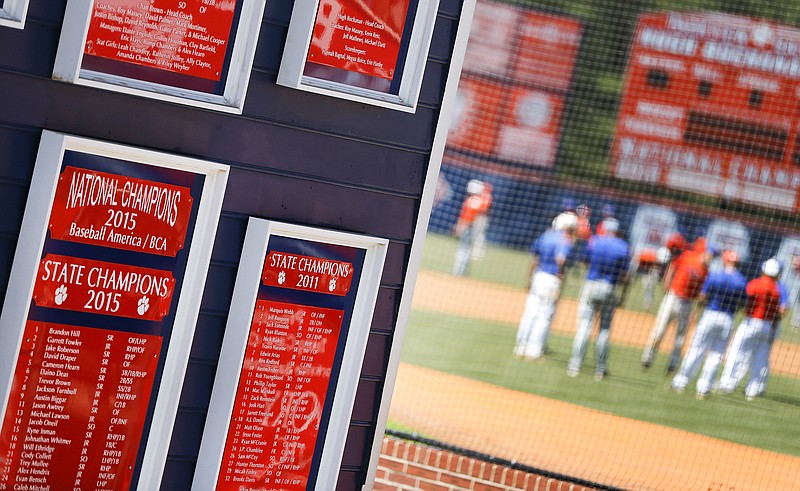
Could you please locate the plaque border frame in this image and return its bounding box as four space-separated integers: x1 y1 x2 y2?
276 0 441 113
0 130 230 490
0 0 29 28
192 218 388 491
51 0 267 114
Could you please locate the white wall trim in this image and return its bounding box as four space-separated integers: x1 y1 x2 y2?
361 0 478 488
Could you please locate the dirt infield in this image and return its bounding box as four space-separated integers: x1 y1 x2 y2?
387 271 800 490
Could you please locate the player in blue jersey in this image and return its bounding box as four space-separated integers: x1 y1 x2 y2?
567 218 630 380
671 250 747 398
514 213 578 359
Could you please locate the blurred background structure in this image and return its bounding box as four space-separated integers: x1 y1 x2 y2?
385 1 800 490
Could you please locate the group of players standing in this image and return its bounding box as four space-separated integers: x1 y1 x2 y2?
512 204 789 401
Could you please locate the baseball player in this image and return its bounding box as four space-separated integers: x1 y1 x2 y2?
717 258 786 400
514 212 578 359
552 199 591 241
470 182 493 261
452 179 492 276
575 203 592 241
641 240 716 373
567 218 630 380
594 204 616 236
640 232 687 309
670 250 747 398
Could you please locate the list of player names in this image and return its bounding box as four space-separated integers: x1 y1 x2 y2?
0 323 161 491
308 1 411 79
216 300 343 491
85 0 236 80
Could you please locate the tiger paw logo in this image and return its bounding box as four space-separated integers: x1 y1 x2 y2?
138 296 150 316
328 278 337 292
54 285 68 305
278 271 286 285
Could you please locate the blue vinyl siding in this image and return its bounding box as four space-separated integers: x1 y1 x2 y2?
0 0 465 488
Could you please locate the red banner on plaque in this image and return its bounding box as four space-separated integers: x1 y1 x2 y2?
49 166 193 256
262 252 353 296
32 254 175 321
84 0 236 81
216 301 344 490
306 0 412 80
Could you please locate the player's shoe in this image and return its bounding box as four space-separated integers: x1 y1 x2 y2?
695 392 707 400
567 368 579 378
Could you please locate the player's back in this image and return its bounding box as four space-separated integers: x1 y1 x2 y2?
746 276 782 322
586 235 629 285
534 229 572 275
703 268 747 314
670 250 708 299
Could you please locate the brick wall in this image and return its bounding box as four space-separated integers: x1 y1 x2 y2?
373 437 605 491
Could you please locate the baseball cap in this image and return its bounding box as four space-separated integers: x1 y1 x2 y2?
466 179 484 194
722 250 739 263
762 258 781 277
601 218 620 233
553 212 578 231
665 232 686 251
656 246 671 264
693 237 708 252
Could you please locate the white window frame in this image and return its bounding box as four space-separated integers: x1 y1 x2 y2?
277 0 441 113
192 218 388 491
0 130 229 490
52 0 266 114
0 0 29 29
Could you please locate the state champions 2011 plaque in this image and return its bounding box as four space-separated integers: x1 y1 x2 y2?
192 219 387 491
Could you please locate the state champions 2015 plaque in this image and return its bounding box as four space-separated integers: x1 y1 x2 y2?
0 131 229 490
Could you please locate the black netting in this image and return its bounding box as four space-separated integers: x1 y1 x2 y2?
390 2 800 490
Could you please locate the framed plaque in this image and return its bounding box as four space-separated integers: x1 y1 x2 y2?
52 0 267 113
0 0 29 28
277 0 441 112
0 130 229 490
193 219 387 490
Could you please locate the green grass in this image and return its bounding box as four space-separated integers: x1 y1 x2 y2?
399 309 800 456
421 233 533 288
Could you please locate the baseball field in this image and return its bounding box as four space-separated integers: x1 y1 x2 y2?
387 235 800 491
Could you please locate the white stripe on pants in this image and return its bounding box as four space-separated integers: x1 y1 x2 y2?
515 271 562 358
671 310 733 394
718 317 774 397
